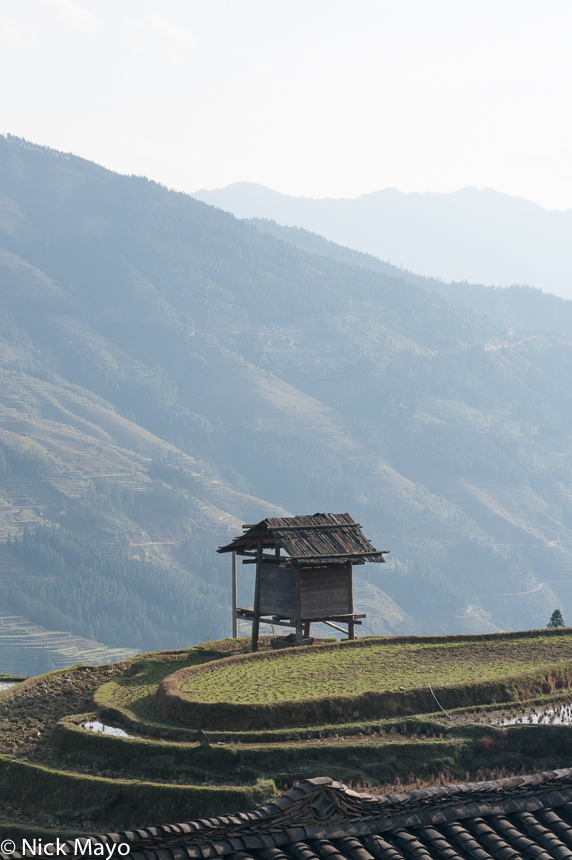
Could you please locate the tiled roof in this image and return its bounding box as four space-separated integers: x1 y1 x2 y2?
218 513 388 565
30 769 572 859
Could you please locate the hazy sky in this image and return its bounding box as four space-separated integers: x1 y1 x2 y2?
2 0 572 211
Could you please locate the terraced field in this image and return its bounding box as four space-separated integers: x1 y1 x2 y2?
0 614 138 676
3 631 572 838
176 634 572 703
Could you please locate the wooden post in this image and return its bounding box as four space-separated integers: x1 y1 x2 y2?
251 538 263 652
231 551 237 639
295 567 303 645
347 563 355 640
303 621 311 639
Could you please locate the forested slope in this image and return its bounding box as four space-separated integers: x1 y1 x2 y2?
247 217 572 337
2 134 572 663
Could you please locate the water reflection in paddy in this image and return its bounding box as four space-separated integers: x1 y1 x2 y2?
490 701 572 726
82 720 131 738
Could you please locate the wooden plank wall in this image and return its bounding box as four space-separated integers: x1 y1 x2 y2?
299 565 351 618
259 565 297 616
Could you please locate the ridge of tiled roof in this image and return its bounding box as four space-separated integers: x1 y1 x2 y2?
17 769 572 859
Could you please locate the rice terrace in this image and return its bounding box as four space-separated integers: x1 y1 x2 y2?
173 633 572 702
4 628 572 837
156 629 572 729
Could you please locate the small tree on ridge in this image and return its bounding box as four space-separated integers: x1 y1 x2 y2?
547 609 565 629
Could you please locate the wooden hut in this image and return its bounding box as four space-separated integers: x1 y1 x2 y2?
217 512 389 651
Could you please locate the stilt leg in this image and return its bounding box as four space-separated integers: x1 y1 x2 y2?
251 539 263 652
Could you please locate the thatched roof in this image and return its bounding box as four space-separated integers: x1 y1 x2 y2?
49 769 572 859
218 512 388 565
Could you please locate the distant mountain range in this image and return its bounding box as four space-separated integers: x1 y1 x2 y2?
193 183 572 300
4 134 572 670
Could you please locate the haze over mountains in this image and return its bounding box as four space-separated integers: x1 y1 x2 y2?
193 183 572 300
4 135 572 670
247 219 572 339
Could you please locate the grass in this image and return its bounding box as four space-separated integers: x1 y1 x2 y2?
95 648 230 724
178 632 572 704
0 756 274 831
90 640 254 728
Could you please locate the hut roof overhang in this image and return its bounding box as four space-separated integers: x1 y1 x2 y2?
217 513 388 565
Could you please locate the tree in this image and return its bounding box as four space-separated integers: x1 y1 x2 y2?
37 647 55 674
547 609 565 629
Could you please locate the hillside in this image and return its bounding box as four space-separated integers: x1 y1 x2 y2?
4 134 572 659
248 218 572 337
193 182 572 299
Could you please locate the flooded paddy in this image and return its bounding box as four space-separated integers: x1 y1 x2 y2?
82 720 131 738
488 700 572 726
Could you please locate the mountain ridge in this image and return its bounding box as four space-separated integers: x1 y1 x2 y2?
193 181 572 298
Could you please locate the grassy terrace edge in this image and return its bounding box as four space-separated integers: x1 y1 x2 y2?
0 756 275 828
155 629 572 730
53 703 570 765
93 692 572 744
